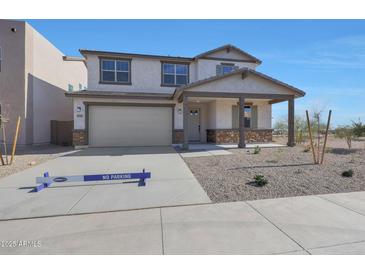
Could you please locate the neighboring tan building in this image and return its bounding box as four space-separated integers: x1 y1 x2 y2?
67 44 305 149
0 20 87 145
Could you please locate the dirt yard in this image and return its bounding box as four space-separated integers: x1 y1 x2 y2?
184 137 365 203
0 145 74 178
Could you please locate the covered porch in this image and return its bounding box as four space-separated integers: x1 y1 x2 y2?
173 68 304 150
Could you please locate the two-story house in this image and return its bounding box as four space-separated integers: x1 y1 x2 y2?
66 44 305 149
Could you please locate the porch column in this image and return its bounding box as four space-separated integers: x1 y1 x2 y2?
182 94 189 150
287 96 295 147
238 96 246 148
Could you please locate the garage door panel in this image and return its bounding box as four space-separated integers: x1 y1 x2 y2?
89 106 172 147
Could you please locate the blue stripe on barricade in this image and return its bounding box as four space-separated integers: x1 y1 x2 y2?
32 169 151 192
84 172 151 182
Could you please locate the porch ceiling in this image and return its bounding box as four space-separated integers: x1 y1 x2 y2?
186 97 271 104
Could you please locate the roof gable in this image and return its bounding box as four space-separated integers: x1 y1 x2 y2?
194 44 262 64
174 68 305 99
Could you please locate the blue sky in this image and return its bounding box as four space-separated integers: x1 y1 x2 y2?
26 20 365 126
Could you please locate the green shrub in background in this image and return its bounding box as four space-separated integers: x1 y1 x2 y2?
274 115 324 144
335 126 355 149
352 120 365 138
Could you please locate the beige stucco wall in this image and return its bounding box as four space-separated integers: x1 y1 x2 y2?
174 102 183 129
86 54 188 94
0 20 27 145
25 22 87 144
207 101 217 129
195 59 257 80
206 99 271 130
0 20 87 145
255 100 272 129
86 48 258 94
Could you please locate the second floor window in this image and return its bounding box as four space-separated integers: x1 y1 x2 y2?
162 63 189 86
101 59 131 84
216 63 238 76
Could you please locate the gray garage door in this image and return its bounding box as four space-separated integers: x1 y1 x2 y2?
88 105 172 147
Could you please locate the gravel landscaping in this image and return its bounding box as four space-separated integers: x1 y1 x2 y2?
183 138 365 203
0 145 74 178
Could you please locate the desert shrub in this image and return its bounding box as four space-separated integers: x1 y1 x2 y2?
274 115 308 144
335 126 354 149
254 175 268 186
342 169 354 177
311 111 331 133
352 120 365 137
295 116 308 144
273 119 288 135
253 145 261 154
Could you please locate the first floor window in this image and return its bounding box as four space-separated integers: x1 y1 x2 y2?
232 105 257 128
162 63 189 86
101 59 131 84
244 106 251 128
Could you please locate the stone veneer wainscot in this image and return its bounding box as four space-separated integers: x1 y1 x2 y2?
72 129 88 146
207 129 273 144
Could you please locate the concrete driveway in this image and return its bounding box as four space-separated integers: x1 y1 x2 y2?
0 146 210 220
2 191 365 254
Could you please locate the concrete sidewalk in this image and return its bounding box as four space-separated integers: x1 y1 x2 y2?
2 191 365 254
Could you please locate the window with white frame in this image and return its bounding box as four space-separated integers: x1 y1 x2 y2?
162 63 189 86
232 105 256 128
216 63 238 76
100 58 131 84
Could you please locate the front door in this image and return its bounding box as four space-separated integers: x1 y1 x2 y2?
188 108 201 142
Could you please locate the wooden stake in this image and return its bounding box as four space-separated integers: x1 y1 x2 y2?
317 113 321 165
0 116 4 165
320 110 332 164
10 116 21 165
2 123 8 165
0 148 4 166
306 110 317 164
